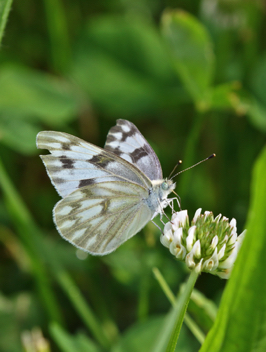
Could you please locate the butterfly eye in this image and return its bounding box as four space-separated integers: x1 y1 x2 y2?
162 181 169 190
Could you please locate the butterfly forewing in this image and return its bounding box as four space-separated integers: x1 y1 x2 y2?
37 130 152 198
53 181 152 255
37 120 174 255
105 119 163 181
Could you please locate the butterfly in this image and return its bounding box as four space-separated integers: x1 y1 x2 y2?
36 119 176 255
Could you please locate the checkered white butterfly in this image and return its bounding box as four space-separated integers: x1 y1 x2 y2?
36 119 176 255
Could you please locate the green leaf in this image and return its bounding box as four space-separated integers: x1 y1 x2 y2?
50 322 102 352
0 0 13 44
72 16 186 118
0 64 80 126
0 113 41 154
246 54 266 132
250 54 266 107
200 145 266 352
161 9 214 110
247 98 266 132
210 82 243 110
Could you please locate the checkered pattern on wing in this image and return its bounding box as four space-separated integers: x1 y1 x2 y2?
104 119 163 181
36 131 151 198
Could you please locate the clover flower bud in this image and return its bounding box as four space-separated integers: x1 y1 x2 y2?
160 209 246 279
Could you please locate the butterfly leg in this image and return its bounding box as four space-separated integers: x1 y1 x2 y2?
158 206 170 226
151 220 163 234
175 194 182 210
167 196 181 213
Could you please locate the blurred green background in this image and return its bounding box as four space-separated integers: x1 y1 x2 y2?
0 0 265 351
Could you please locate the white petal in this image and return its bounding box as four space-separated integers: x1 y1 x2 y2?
172 210 188 229
233 232 245 255
170 241 186 259
165 228 174 240
230 218 237 232
217 244 226 260
195 258 203 274
160 234 170 248
219 247 238 269
210 235 219 250
236 230 246 246
169 241 176 255
160 228 173 248
204 211 211 217
214 213 222 222
191 239 201 259
185 251 196 269
193 208 202 223
173 227 183 244
176 245 186 260
215 268 232 279
203 248 219 272
228 230 237 246
186 226 196 251
179 210 188 226
164 222 172 233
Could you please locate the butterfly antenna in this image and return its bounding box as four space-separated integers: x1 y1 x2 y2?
170 154 216 180
168 160 183 179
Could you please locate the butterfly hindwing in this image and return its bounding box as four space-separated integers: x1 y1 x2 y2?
37 130 152 198
53 181 153 255
105 119 163 181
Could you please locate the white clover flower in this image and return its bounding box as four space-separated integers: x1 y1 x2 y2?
160 209 246 279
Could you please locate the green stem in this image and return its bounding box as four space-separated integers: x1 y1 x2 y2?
42 0 71 72
0 0 13 44
56 270 111 349
153 268 176 305
138 267 150 322
165 270 199 352
153 268 205 344
184 313 205 345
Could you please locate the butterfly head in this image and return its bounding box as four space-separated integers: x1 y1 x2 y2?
160 179 175 197
149 179 176 219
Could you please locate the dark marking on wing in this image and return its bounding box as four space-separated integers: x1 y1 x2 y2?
89 155 110 168
53 177 65 184
104 119 163 180
61 142 71 151
131 147 148 163
79 178 95 188
80 188 94 197
100 199 110 215
60 156 74 169
105 134 116 144
111 125 135 142
107 147 122 157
